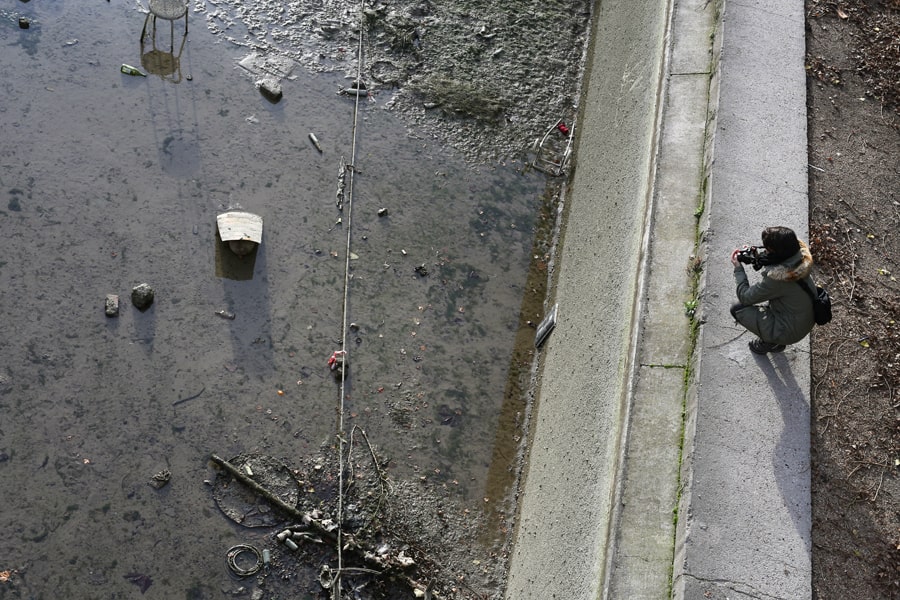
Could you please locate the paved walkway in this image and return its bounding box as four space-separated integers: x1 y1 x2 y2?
505 0 812 598
675 0 812 597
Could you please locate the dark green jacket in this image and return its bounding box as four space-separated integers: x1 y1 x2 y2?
733 241 816 345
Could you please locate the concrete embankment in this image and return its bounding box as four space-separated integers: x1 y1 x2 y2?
505 0 673 596
506 0 812 598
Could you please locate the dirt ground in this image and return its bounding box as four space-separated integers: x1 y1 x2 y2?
805 1 900 598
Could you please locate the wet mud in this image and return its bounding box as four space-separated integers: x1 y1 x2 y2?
0 1 586 598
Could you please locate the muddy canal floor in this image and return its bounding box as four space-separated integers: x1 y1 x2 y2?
0 1 588 598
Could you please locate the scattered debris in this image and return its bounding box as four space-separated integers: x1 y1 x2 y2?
532 117 575 176
414 264 428 277
210 443 449 599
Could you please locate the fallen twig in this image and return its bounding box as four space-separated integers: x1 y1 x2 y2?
210 454 307 522
881 373 895 408
847 458 889 479
173 386 205 406
848 257 857 303
872 467 885 501
345 425 391 531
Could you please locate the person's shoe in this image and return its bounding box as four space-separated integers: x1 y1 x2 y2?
749 338 786 354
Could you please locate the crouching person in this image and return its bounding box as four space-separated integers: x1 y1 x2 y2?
730 226 816 354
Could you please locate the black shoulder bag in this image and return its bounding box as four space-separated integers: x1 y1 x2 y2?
798 279 832 325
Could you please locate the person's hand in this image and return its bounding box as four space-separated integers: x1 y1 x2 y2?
731 248 742 267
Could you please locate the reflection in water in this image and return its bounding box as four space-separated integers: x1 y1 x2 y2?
215 231 259 281
140 38 185 83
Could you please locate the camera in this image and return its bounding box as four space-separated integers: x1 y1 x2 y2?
736 245 767 270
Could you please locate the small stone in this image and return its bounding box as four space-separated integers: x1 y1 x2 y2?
377 207 389 217
19 18 30 29
149 469 171 489
257 77 282 103
105 294 119 317
131 283 155 311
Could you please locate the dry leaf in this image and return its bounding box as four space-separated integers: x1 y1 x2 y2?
837 7 849 19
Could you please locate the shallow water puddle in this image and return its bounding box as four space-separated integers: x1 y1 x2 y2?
0 0 573 597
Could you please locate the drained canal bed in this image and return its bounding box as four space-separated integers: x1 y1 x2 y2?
0 1 589 598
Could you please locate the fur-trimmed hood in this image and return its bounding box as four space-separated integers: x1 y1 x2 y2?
765 240 814 282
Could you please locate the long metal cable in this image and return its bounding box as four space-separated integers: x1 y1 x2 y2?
334 2 367 597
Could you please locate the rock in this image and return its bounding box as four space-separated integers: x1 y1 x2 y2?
377 207 389 217
19 18 30 29
131 284 154 311
149 469 171 490
257 77 282 103
105 294 119 317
